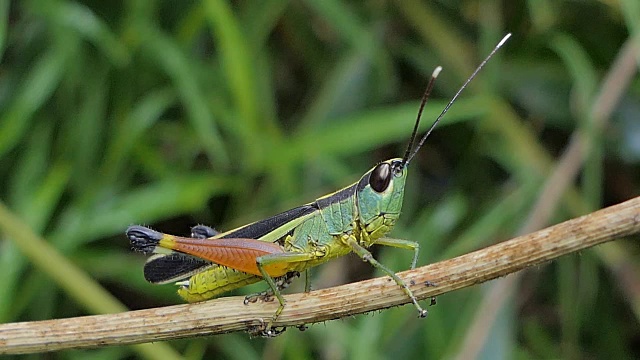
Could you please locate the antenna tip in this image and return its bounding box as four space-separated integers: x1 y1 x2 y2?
432 66 443 78
497 33 512 48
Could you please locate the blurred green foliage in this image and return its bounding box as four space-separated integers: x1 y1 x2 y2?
0 0 639 359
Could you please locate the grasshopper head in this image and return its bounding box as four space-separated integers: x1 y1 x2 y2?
356 158 407 228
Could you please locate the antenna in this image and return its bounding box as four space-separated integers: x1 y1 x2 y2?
402 66 442 163
403 33 512 166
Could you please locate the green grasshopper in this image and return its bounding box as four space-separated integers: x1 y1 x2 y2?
127 34 511 335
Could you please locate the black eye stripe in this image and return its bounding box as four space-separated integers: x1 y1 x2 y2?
370 163 391 193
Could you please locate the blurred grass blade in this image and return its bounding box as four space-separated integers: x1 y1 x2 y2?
243 0 291 46
298 49 375 131
139 24 230 167
0 0 8 60
551 34 602 210
0 46 72 158
204 0 262 169
394 0 474 81
204 0 258 127
43 1 130 66
304 0 377 54
102 88 177 182
61 67 108 187
550 34 598 116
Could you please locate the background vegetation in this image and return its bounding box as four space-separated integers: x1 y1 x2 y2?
0 1 638 359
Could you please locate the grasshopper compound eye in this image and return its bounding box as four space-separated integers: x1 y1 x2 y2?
370 163 392 192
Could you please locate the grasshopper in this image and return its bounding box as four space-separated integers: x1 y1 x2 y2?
127 34 511 335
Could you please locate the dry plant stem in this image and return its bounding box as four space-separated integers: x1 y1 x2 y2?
1 197 639 355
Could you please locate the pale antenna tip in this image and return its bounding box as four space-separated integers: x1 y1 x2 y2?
432 66 443 78
498 33 512 48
